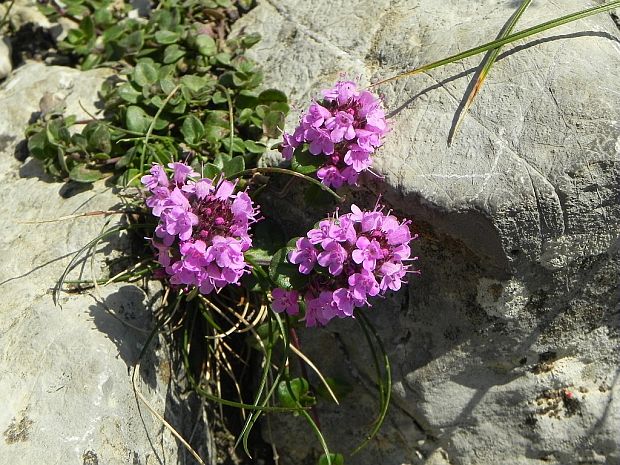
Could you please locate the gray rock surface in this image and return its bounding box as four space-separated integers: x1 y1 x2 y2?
0 64 193 465
232 1 620 464
0 0 53 31
0 36 12 80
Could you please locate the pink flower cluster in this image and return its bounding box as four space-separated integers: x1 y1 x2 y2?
281 81 388 188
142 162 259 294
271 204 418 327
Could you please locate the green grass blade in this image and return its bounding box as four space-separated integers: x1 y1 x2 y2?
351 311 392 455
181 316 300 413
139 84 181 174
373 1 620 87
301 409 333 464
238 311 292 455
449 0 532 144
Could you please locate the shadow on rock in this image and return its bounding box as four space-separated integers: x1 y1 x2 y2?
88 285 158 388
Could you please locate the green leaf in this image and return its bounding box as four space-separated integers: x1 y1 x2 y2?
125 106 151 134
318 454 345 465
202 163 222 180
235 91 258 109
133 61 158 87
27 130 49 160
69 164 105 183
159 77 177 95
163 44 186 64
118 30 144 54
196 35 217 56
245 219 285 264
46 119 70 146
244 140 266 154
240 33 261 49
238 108 254 125
269 247 308 290
222 136 246 154
258 88 288 103
81 54 101 71
117 168 141 187
291 148 321 175
269 101 290 114
277 378 314 409
222 155 245 176
118 82 142 103
212 152 230 169
249 321 281 351
102 24 125 42
180 74 207 93
180 115 205 145
86 123 111 153
262 111 285 138
214 52 231 65
154 30 181 44
93 8 113 26
80 16 95 41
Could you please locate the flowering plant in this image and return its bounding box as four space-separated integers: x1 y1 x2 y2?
272 204 418 327
281 80 388 188
141 162 259 294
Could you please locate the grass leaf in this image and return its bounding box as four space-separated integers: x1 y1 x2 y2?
449 0 533 144
372 1 620 87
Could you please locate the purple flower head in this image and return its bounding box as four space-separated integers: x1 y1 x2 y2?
279 80 387 188
143 163 260 295
283 203 418 327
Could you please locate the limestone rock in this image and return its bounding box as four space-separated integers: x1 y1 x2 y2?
0 36 11 80
0 0 53 29
232 1 620 464
0 64 188 465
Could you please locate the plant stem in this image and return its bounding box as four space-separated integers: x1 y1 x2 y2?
140 84 181 173
449 0 532 144
0 0 16 30
289 327 321 430
232 167 343 201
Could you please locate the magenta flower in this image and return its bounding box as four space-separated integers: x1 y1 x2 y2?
142 162 260 295
351 236 384 271
285 203 418 327
307 128 335 156
271 288 300 315
141 164 169 190
317 165 346 189
317 240 348 275
325 111 356 142
288 237 317 274
279 80 388 188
